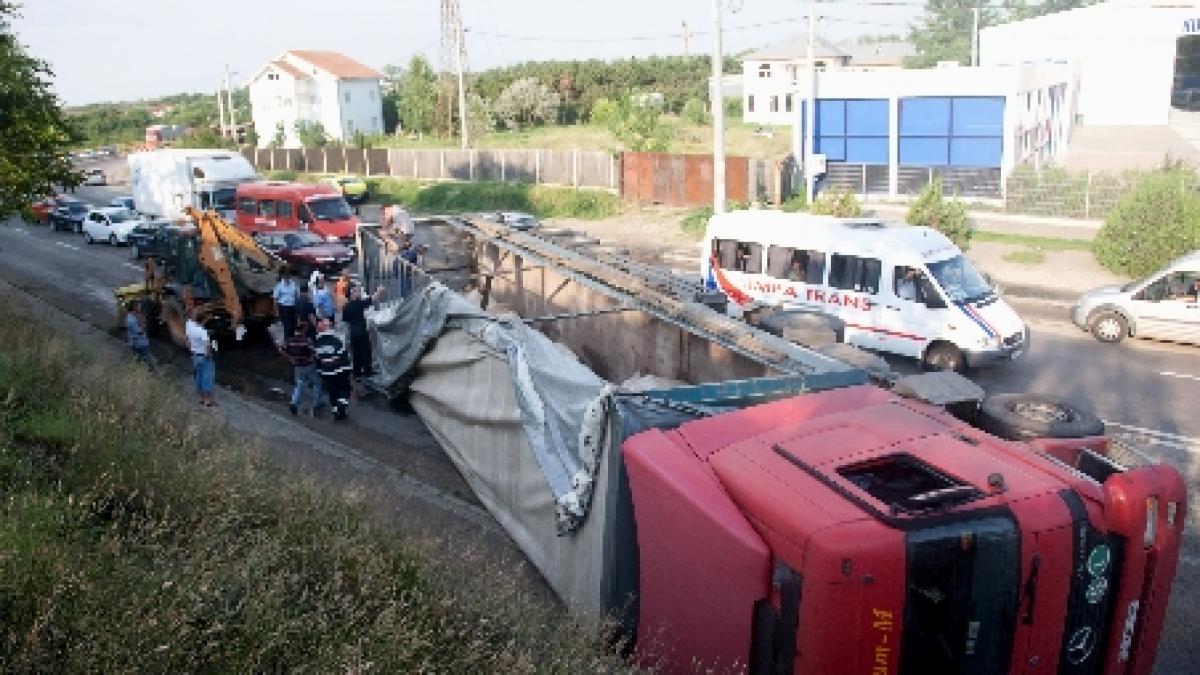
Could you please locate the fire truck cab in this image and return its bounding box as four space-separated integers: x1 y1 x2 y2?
234 181 358 245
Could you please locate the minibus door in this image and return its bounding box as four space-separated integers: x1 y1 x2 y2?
874 265 939 359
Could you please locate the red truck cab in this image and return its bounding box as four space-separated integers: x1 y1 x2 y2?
624 385 1185 674
234 181 358 245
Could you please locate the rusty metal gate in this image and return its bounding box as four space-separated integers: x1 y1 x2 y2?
620 152 749 206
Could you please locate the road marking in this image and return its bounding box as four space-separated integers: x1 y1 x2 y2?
123 262 141 271
1159 370 1200 382
1104 421 1200 455
54 241 80 252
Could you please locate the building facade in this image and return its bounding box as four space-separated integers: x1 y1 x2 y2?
247 50 384 149
980 1 1199 126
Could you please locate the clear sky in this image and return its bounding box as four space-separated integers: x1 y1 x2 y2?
14 0 923 106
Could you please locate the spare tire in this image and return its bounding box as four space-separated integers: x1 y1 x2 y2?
978 393 1105 441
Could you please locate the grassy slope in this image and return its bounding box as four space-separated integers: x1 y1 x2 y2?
0 297 631 673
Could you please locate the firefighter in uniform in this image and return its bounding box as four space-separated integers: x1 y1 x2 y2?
313 318 352 420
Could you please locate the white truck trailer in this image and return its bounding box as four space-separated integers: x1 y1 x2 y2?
128 149 258 222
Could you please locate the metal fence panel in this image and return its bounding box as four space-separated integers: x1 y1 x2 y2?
366 149 389 176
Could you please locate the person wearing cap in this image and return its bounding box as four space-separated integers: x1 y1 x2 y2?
313 318 352 420
342 283 384 381
273 269 299 337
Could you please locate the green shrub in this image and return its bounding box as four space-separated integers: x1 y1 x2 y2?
907 179 973 250
681 98 710 125
809 187 862 218
780 193 807 212
262 169 298 181
1093 169 1200 276
680 201 748 236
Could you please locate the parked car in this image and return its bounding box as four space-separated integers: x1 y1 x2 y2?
478 211 540 231
110 195 136 212
256 230 355 277
82 207 142 245
1073 250 1200 344
321 174 369 204
50 196 89 233
26 197 56 224
126 221 180 261
84 168 106 186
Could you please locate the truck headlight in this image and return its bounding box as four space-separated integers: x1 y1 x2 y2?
325 234 340 242
1144 497 1159 548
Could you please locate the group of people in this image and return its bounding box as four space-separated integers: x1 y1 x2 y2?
273 269 384 421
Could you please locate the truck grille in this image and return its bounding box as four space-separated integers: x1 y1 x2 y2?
1003 331 1024 348
1056 490 1124 675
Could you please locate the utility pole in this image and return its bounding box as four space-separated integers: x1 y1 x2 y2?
804 2 816 205
217 77 227 139
454 23 469 148
442 0 470 148
225 65 237 137
682 21 690 56
972 7 980 67
711 0 725 214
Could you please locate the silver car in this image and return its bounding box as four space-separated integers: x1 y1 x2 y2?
1072 250 1200 344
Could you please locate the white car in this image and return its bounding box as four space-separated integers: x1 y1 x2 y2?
478 211 540 230
84 168 106 185
82 207 142 246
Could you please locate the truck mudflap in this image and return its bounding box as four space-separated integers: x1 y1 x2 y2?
623 428 771 673
1098 464 1187 674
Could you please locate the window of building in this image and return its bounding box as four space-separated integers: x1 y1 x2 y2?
347 120 356 133
785 94 793 113
767 246 825 283
814 98 889 165
369 89 376 101
828 254 881 294
898 96 1004 168
758 63 771 78
268 72 279 81
371 116 378 130
747 95 755 113
714 239 763 274
344 91 351 103
770 96 779 113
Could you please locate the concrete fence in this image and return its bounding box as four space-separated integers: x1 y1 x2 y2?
245 147 620 191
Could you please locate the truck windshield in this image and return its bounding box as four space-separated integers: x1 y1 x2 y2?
927 255 993 304
901 515 1020 675
210 188 236 211
307 197 352 220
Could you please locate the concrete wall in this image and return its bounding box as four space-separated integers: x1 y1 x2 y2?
981 3 1195 126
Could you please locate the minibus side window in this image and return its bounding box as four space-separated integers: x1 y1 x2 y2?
736 242 763 273
769 247 827 284
259 200 277 218
238 197 257 215
768 246 794 278
277 200 293 219
714 239 739 269
805 251 826 284
830 254 881 294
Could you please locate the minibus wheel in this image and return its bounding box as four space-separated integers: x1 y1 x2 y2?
923 342 965 373
977 393 1105 441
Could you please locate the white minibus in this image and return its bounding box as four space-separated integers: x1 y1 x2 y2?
701 211 1028 371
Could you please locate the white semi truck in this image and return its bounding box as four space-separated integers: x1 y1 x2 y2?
128 149 258 222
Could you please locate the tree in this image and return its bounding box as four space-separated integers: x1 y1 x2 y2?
395 55 438 135
907 179 972 249
269 122 286 149
0 1 80 215
465 93 495 140
1003 0 1096 22
172 127 234 150
681 97 710 125
906 1 1000 68
294 121 328 148
242 126 258 148
601 94 670 152
492 77 560 130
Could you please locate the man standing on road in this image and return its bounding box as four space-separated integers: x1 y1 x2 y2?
273 269 299 337
185 308 216 407
313 276 335 325
124 301 156 372
314 318 352 421
279 321 323 416
342 284 384 382
295 283 317 340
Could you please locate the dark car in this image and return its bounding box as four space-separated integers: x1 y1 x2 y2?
50 197 89 233
126 221 180 260
256 231 355 277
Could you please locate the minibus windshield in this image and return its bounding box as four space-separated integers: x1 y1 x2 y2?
927 255 993 303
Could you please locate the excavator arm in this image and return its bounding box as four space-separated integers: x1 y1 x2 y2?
183 206 282 332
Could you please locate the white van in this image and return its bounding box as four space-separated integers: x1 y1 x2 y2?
701 211 1028 371
1072 250 1200 344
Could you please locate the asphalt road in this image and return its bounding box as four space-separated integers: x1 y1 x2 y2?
3 182 1198 673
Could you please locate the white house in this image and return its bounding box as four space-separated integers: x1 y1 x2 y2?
741 36 913 126
247 50 384 149
981 1 1200 126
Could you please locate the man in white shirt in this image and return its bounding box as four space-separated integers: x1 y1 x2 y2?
185 308 217 407
897 268 920 302
273 270 299 337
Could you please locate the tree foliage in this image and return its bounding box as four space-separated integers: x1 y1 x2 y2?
394 55 438 135
293 121 328 148
172 127 235 150
681 97 710 125
809 187 862 218
0 1 80 215
492 77 560 130
598 94 670 152
907 1 1096 68
907 179 972 249
1093 169 1200 277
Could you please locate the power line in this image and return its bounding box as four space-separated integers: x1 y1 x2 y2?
468 17 808 44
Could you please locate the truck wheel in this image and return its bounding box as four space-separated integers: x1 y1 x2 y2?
1090 311 1127 343
161 298 188 349
977 393 1105 441
83 231 94 245
923 342 965 373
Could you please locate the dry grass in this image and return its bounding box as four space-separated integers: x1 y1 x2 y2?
0 297 635 673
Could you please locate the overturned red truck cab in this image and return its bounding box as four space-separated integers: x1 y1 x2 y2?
626 384 1185 674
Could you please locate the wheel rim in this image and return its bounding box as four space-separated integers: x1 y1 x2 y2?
1095 317 1121 341
928 348 961 371
1012 400 1073 424
110 235 117 245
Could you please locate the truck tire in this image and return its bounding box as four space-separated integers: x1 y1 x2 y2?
923 342 965 373
1089 311 1127 343
977 393 1105 441
161 298 188 349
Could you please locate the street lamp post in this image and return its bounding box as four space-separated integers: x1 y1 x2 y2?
711 0 726 214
